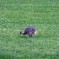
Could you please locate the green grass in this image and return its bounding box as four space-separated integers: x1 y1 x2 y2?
0 0 59 59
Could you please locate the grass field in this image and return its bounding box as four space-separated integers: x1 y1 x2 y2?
0 0 59 59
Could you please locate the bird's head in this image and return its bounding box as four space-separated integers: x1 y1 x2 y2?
20 31 24 35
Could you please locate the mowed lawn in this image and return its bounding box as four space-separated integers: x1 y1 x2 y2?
0 0 59 59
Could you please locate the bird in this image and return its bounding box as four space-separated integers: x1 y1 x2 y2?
20 26 37 37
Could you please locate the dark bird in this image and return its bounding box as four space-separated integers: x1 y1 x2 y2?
20 26 37 37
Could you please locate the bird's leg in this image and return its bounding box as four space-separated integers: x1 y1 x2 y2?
29 35 32 37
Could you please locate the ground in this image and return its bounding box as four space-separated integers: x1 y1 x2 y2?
0 0 59 59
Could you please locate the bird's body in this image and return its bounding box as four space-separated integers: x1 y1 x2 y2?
20 26 37 37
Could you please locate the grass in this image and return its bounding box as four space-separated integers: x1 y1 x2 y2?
0 0 59 59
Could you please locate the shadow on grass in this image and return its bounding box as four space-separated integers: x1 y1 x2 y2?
20 35 28 38
0 54 19 59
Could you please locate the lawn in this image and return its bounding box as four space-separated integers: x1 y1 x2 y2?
0 0 59 59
